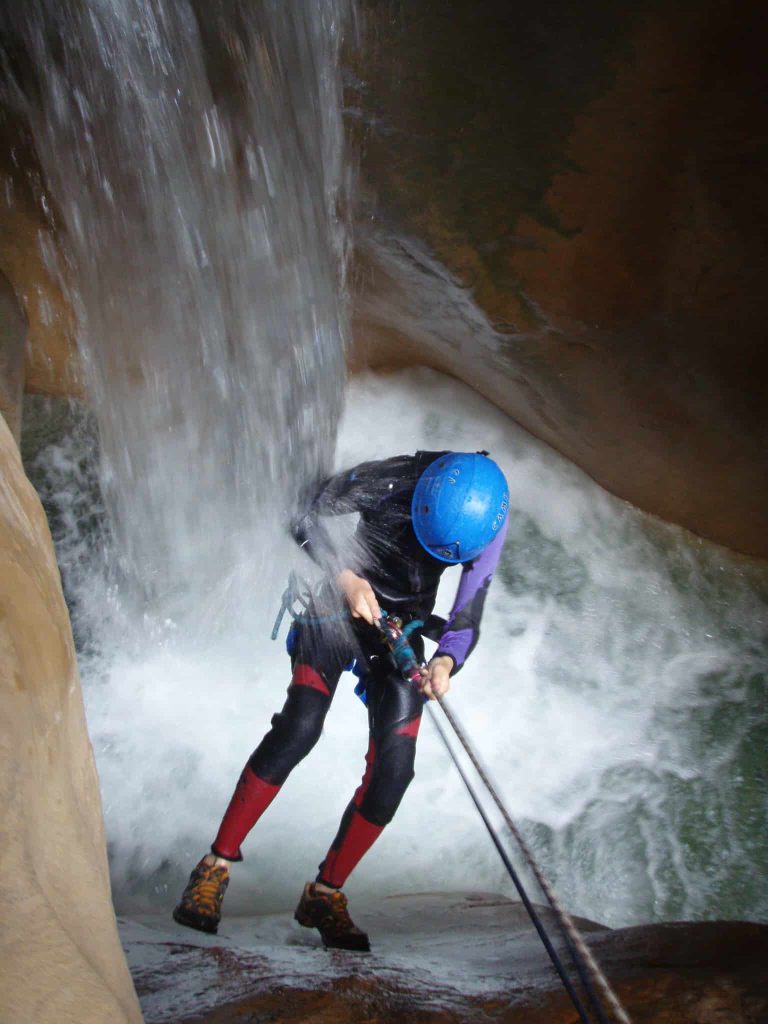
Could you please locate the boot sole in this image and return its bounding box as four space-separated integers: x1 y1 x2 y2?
294 910 370 951
173 905 219 934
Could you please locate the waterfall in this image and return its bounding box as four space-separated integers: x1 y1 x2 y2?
3 0 354 619
21 369 768 927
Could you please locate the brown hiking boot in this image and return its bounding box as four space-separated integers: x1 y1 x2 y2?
294 882 371 951
172 857 230 934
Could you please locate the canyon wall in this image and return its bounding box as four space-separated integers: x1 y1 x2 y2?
0 391 139 1021
0 270 25 440
352 0 767 556
0 110 81 400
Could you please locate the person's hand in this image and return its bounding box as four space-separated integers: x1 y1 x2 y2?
420 655 454 700
336 570 381 626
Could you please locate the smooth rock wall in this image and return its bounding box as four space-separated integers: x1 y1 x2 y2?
0 110 81 399
0 410 141 1023
353 0 768 556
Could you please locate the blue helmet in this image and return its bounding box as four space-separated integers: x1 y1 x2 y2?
411 452 509 563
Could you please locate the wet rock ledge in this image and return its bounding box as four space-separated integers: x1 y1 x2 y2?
121 893 768 1023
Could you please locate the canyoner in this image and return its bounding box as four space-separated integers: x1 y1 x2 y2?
173 450 510 950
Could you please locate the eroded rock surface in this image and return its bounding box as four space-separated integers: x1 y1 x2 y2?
0 111 81 399
353 0 768 556
0 269 25 440
0 411 141 1023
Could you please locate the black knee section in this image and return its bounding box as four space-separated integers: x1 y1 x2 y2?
248 686 329 786
358 733 417 825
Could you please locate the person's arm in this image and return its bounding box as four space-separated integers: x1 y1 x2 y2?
421 517 509 699
291 465 364 567
437 516 508 669
291 456 414 624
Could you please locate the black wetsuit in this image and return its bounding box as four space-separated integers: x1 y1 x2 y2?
211 452 507 886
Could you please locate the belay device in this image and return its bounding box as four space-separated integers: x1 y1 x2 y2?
377 611 424 686
353 612 426 706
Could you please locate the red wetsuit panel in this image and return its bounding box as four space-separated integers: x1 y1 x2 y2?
352 738 376 807
291 662 331 696
212 765 281 861
319 809 384 889
395 716 421 739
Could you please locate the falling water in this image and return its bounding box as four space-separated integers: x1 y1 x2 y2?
2 0 353 620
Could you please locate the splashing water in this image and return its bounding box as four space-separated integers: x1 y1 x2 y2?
23 368 768 927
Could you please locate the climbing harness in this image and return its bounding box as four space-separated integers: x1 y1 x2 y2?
270 571 347 640
271 580 427 703
381 621 632 1024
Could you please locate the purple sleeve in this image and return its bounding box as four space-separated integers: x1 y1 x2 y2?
435 517 508 673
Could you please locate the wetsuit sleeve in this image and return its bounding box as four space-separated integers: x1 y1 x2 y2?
435 516 508 674
291 456 413 567
291 467 362 565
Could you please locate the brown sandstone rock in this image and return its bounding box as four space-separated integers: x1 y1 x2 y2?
121 896 767 1024
0 111 82 400
0 199 81 399
353 0 768 557
0 269 25 440
0 411 141 1023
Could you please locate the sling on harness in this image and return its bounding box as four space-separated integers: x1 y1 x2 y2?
271 571 348 639
350 611 427 707
271 573 366 690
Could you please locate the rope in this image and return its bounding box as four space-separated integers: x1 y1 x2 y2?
430 696 632 1024
427 704 594 1024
